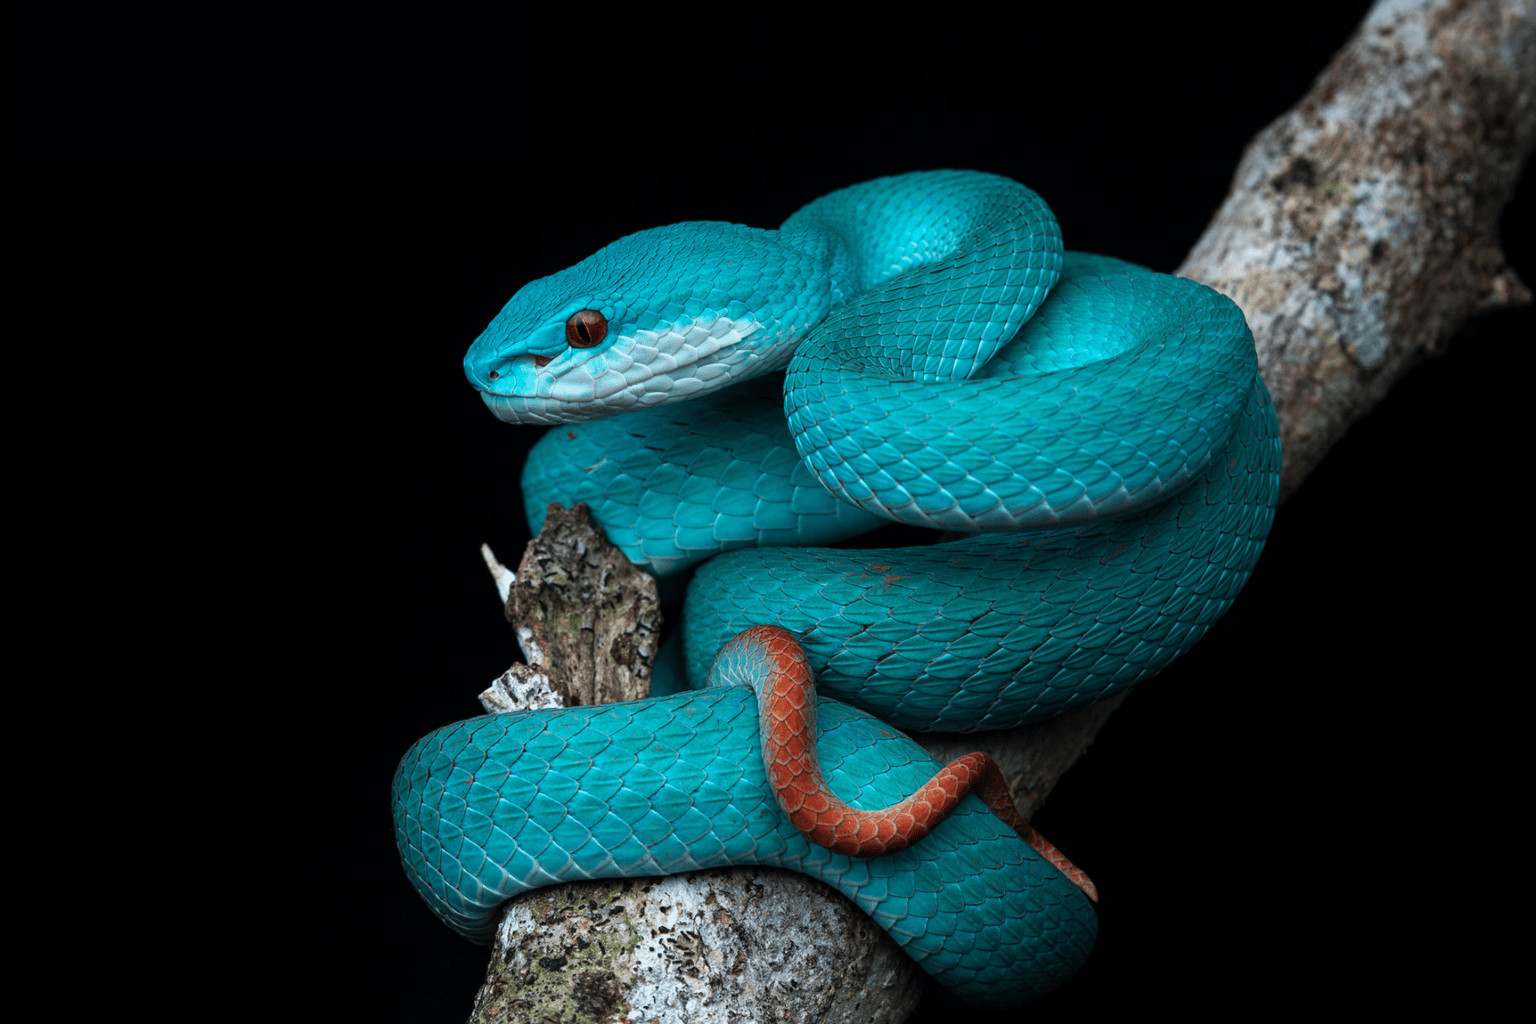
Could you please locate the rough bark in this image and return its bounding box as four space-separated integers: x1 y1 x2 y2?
468 1 1534 1018
1178 0 1534 498
479 502 659 714
469 872 922 1024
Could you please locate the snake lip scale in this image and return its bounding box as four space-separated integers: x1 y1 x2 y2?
473 321 763 418
398 170 1281 1005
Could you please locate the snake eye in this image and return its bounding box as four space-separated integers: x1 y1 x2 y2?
565 310 608 349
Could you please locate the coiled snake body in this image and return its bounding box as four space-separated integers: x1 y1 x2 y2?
393 171 1281 1003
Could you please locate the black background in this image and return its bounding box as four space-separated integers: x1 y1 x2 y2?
16 3 1526 1019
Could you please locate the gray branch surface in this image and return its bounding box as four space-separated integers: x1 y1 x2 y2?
468 2 1534 1019
1178 0 1534 498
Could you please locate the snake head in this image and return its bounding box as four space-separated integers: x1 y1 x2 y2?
464 222 835 425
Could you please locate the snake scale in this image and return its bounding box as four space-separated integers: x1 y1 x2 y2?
393 171 1281 1004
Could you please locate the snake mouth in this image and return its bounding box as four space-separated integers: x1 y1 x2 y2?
474 358 704 424
470 317 766 420
478 389 591 425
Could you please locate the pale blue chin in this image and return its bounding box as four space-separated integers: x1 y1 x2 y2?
479 388 642 426
480 390 564 426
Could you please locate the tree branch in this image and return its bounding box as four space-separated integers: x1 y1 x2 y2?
1178 0 1533 497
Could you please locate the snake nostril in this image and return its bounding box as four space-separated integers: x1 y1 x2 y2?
487 370 500 380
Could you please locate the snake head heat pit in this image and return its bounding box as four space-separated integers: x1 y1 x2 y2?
463 222 838 426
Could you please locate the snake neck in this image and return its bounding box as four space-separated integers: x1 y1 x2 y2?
781 170 1064 383
776 224 859 318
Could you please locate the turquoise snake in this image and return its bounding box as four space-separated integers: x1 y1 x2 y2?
394 170 1280 1003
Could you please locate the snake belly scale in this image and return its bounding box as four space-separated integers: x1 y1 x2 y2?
393 171 1281 1003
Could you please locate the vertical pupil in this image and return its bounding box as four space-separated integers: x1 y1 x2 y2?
576 320 591 345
